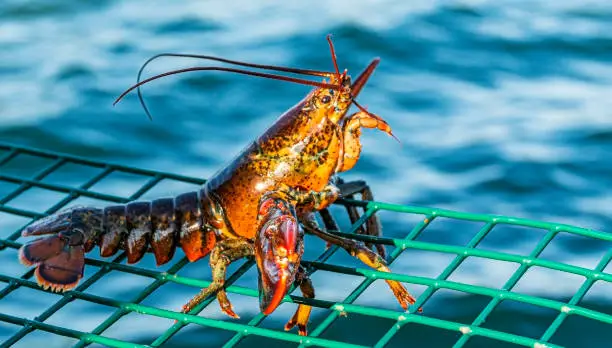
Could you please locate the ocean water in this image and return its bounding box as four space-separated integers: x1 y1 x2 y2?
0 1 611 347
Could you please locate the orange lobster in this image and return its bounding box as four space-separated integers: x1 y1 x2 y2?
18 35 416 335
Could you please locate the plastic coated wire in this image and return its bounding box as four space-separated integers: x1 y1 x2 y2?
0 142 610 348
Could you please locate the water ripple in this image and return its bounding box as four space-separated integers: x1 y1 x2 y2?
2 1 612 346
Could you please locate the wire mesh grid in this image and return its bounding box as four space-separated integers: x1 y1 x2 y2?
0 142 611 348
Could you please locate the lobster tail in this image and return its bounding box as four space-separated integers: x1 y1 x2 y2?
34 243 84 292
20 236 84 292
18 189 220 291
21 210 71 237
18 207 102 292
19 235 86 292
19 235 66 266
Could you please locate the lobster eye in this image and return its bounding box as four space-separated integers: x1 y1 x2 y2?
321 95 331 104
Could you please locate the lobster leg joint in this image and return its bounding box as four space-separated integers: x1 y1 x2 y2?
181 239 254 316
304 184 340 210
336 178 386 259
301 214 417 311
284 266 315 336
273 183 340 211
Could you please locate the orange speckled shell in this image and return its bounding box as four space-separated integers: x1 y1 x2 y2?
206 96 343 239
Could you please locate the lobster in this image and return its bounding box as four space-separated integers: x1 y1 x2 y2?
18 35 416 336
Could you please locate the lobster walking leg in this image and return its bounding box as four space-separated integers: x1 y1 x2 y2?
274 183 340 211
181 239 254 316
319 207 340 232
318 206 342 251
300 213 416 310
334 109 396 259
284 265 315 336
336 178 386 259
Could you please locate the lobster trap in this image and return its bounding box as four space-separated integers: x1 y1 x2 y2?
0 142 610 348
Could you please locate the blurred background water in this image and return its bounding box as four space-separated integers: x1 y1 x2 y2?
0 0 611 347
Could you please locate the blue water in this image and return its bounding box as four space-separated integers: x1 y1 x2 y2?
1 1 611 347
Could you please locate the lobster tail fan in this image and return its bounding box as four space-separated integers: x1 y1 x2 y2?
19 235 85 292
35 245 84 292
21 211 71 237
18 235 65 266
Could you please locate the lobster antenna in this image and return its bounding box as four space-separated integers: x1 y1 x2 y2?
114 66 342 106
136 53 338 120
139 53 335 78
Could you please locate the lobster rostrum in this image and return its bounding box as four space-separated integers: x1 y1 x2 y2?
18 35 416 335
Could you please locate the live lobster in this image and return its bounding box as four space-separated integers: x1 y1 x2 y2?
18 35 416 336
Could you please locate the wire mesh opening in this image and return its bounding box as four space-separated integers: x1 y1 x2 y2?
0 142 611 348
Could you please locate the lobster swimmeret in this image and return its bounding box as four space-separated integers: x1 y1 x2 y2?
18 35 416 335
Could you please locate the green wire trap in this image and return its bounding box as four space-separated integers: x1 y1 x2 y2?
0 142 610 348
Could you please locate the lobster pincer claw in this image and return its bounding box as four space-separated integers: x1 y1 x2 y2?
255 194 304 315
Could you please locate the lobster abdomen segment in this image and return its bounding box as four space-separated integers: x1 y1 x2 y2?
125 201 153 264
150 197 178 265
100 205 127 257
175 191 216 262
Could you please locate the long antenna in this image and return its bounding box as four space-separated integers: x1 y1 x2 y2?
138 53 335 78
114 66 342 106
135 53 337 120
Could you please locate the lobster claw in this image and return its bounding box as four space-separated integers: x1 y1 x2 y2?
254 195 304 315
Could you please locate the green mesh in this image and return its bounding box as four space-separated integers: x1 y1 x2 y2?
0 142 610 348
